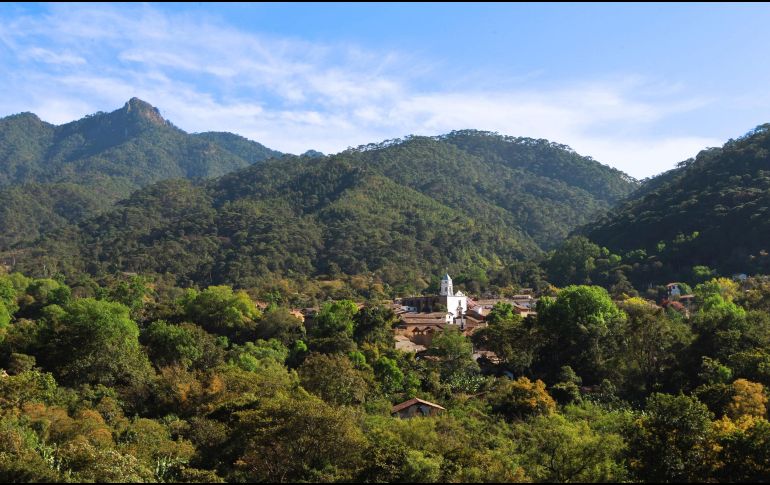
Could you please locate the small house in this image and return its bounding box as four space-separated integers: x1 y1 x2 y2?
391 398 446 418
666 282 683 297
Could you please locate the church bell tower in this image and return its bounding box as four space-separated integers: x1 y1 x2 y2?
440 273 453 296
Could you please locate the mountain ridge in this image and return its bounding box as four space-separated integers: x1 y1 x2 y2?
4 128 638 292
0 98 283 248
580 123 770 281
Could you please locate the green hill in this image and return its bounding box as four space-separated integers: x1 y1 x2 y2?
0 98 281 248
583 124 770 279
9 131 637 291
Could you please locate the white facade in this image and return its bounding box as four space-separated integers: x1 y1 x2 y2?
399 273 468 325
446 293 467 318
441 274 467 321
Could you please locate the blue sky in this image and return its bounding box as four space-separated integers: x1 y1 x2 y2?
1 3 770 178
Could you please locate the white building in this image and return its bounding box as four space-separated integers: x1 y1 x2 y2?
440 273 467 321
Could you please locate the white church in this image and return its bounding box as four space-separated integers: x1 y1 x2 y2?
439 273 468 319
399 273 468 326
393 271 535 351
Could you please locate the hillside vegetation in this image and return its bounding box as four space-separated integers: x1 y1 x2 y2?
0 98 281 248
570 124 770 287
7 130 637 293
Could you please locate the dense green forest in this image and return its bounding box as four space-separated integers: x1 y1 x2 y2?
3 105 769 300
6 111 770 303
578 124 770 283
2 128 637 297
0 99 281 248
528 124 770 302
1 269 770 482
4 101 770 482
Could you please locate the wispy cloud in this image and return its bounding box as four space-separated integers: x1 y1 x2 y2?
0 4 723 178
23 47 86 65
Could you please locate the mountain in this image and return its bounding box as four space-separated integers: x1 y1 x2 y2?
191 131 283 166
0 98 282 247
0 97 282 188
8 130 638 291
583 124 770 278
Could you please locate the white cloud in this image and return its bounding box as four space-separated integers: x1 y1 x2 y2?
23 47 86 65
0 4 723 178
566 136 722 180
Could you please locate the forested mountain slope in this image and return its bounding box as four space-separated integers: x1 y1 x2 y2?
9 131 637 291
584 124 770 276
0 98 281 247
